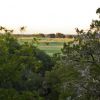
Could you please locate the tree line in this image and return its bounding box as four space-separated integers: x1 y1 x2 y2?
13 33 75 38
0 26 75 38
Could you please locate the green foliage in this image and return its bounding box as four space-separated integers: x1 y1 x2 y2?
0 32 53 99
45 8 100 100
0 89 44 100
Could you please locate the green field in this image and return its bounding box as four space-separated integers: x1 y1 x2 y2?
18 37 73 56
38 43 63 56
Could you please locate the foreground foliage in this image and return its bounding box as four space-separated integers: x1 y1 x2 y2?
45 8 100 100
0 32 54 100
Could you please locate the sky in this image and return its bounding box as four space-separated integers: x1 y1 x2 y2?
0 0 100 34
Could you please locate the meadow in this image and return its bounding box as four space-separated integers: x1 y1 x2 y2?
18 37 73 56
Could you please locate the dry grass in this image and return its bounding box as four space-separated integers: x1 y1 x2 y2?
18 37 74 43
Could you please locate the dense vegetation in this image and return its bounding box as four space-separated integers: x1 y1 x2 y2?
0 8 100 100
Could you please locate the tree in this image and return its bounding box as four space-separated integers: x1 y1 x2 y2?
0 32 53 99
47 34 55 38
45 8 100 100
56 33 65 38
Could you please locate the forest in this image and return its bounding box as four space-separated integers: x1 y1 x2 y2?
0 8 100 100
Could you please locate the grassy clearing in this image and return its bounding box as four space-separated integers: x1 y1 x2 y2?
18 37 73 56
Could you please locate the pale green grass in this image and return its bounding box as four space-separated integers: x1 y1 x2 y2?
18 37 73 56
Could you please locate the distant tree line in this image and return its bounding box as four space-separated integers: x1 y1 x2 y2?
13 33 76 38
0 26 76 38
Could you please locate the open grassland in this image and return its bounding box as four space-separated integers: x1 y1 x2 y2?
18 37 73 56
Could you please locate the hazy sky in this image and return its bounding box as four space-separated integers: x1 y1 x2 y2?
0 0 100 34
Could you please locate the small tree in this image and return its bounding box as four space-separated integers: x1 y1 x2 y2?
56 33 65 38
47 34 55 38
